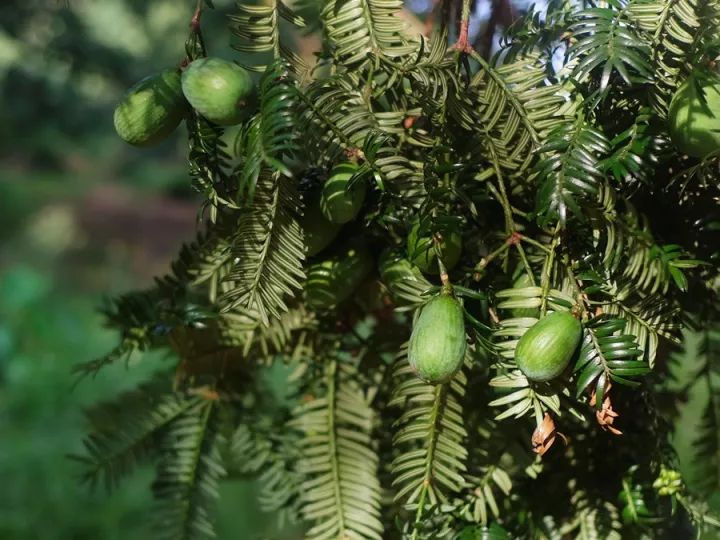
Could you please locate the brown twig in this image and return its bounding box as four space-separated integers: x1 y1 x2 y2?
191 0 203 32
451 0 473 53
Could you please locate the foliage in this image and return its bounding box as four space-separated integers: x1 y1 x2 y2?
75 0 720 538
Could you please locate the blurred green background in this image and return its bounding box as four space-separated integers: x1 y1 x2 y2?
0 1 716 539
0 1 284 538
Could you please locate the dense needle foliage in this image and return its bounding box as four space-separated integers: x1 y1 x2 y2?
75 0 720 538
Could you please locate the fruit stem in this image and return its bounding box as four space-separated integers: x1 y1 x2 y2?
191 0 202 32
539 223 562 316
507 232 536 286
473 240 510 278
184 0 207 61
433 231 451 288
438 257 450 288
452 0 473 54
486 175 515 239
519 234 552 254
515 243 536 286
562 255 589 319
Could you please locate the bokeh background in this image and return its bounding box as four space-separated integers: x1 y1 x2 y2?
1 1 269 538
0 0 715 538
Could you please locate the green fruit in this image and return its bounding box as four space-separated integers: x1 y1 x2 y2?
515 311 582 382
181 58 254 126
320 162 367 224
299 195 341 257
407 220 462 274
668 72 720 158
510 273 540 319
408 294 466 384
305 245 374 310
457 524 508 540
113 68 186 147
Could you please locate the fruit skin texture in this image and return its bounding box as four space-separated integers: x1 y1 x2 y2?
305 245 374 310
408 294 466 384
181 58 254 126
406 221 462 274
299 195 341 257
668 72 720 158
113 69 186 147
515 311 582 382
320 162 367 224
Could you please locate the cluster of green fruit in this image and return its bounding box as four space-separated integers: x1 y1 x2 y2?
114 61 720 392
301 160 372 312
302 160 460 299
306 67 720 388
113 57 255 146
406 288 581 386
305 179 581 386
398 68 720 388
299 162 468 381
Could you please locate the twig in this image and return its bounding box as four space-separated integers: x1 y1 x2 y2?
452 0 473 53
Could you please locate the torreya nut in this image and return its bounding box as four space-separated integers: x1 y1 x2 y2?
406 220 462 274
514 311 582 382
320 161 367 224
113 68 186 147
668 72 720 158
181 57 254 126
299 195 342 257
408 294 466 384
305 245 374 310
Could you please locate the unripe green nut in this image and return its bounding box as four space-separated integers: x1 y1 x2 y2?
406 220 462 274
408 294 466 384
320 161 367 224
181 57 254 126
113 68 186 147
669 72 720 158
514 311 582 382
300 195 342 257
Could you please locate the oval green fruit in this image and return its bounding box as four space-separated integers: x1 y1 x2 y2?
407 220 462 274
668 72 720 158
113 68 186 147
305 245 374 310
515 311 582 382
181 58 254 126
408 294 466 384
320 161 367 224
299 195 342 257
